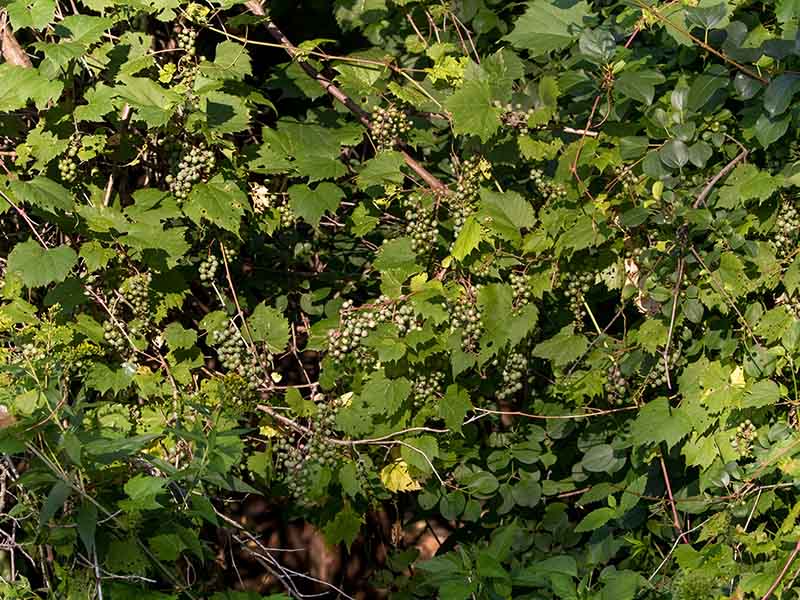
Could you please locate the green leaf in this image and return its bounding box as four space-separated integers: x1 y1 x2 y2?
579 28 616 64
755 112 791 148
116 75 181 127
479 189 535 242
745 379 780 408
288 182 344 228
202 40 252 80
247 303 289 353
121 475 166 511
575 507 615 533
322 504 363 550
505 0 594 56
361 372 411 417
532 325 588 367
9 177 73 213
451 215 483 261
630 398 693 449
716 164 781 208
39 481 71 525
7 241 77 288
582 444 615 472
444 79 502 142
688 66 729 112
163 322 197 351
439 384 471 434
185 177 247 233
202 91 251 133
764 73 800 117
0 65 63 111
7 0 55 30
76 502 98 554
616 70 665 105
400 435 439 474
659 140 689 169
357 151 406 189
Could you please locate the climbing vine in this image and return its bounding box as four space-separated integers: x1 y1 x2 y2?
3 0 800 598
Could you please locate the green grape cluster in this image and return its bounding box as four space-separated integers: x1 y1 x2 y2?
327 300 380 361
371 105 411 151
730 419 756 457
410 370 445 409
166 143 215 201
563 272 594 327
790 140 800 163
773 198 799 258
510 271 532 314
613 166 642 193
700 109 732 146
403 195 438 254
606 362 628 404
199 255 219 284
211 324 261 387
530 168 567 202
103 321 127 353
251 184 297 228
18 342 46 364
450 156 491 241
175 25 197 55
671 570 719 600
275 396 344 500
125 273 152 321
450 289 482 352
393 303 422 336
493 101 534 135
646 345 682 390
497 351 527 401
58 136 81 183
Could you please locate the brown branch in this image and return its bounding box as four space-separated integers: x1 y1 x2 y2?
693 149 748 209
663 256 684 390
244 1 445 192
761 538 800 600
659 451 687 543
633 0 768 85
0 10 33 68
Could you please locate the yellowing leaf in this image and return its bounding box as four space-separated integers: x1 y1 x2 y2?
380 459 421 492
730 366 746 388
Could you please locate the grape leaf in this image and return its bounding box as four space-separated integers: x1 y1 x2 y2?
7 240 77 288
445 79 502 142
185 177 247 233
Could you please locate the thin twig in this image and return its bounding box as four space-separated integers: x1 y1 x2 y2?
663 255 684 390
659 451 686 543
244 1 445 191
761 538 800 600
692 150 748 209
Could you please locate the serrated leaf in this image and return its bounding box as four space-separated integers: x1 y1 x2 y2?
357 151 406 189
532 325 587 367
380 459 421 492
185 177 247 233
247 303 289 353
505 0 594 56
444 79 502 142
630 398 692 449
7 241 77 288
9 177 73 213
440 385 471 434
361 373 410 416
322 504 363 550
288 182 344 228
451 215 483 261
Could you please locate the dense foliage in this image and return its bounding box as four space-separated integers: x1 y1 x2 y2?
6 0 800 598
